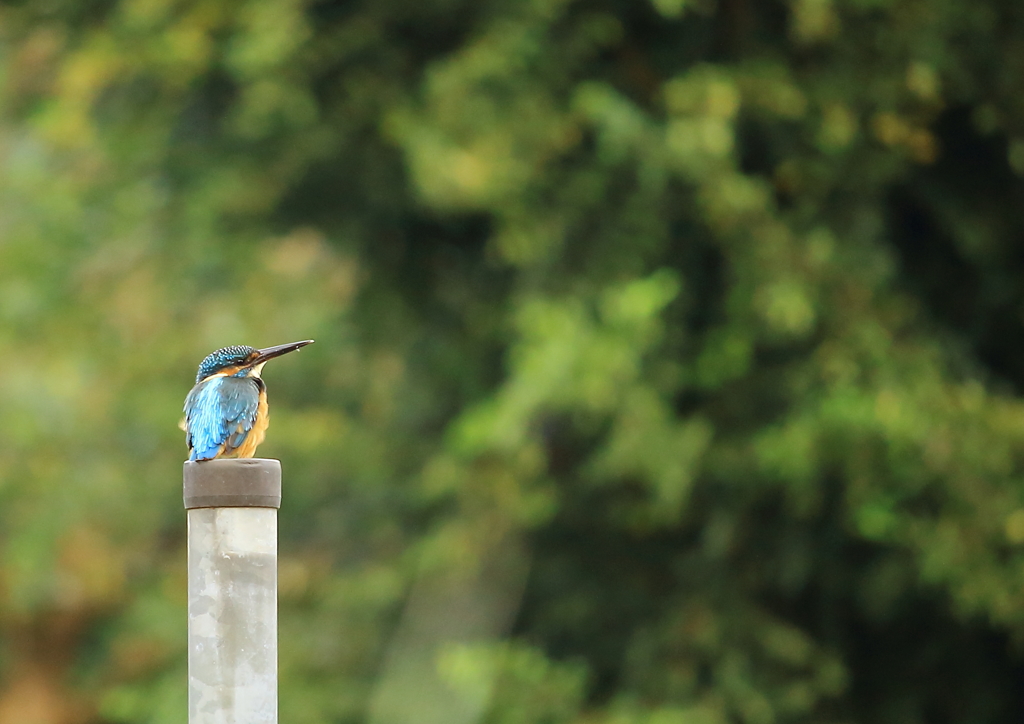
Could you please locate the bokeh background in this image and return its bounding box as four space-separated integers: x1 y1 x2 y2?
1 0 1024 722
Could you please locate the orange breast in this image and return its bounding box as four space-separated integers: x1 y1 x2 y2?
232 389 269 458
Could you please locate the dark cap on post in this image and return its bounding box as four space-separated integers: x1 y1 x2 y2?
183 458 282 509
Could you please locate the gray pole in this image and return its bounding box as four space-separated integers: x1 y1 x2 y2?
184 458 281 724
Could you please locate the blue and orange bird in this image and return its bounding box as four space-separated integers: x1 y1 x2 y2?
183 340 314 461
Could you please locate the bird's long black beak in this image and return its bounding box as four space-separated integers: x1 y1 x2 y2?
253 339 314 365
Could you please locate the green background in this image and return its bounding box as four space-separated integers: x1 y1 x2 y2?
0 0 1023 722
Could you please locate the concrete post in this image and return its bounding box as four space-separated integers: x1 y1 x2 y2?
184 458 281 724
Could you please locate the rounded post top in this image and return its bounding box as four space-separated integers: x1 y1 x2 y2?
183 458 282 509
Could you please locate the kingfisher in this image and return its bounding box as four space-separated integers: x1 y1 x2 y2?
183 340 314 461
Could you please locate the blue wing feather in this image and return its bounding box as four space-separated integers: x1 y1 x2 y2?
184 376 261 461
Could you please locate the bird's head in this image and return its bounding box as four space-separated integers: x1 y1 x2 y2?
195 340 314 383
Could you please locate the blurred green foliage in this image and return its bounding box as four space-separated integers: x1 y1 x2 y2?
0 0 1023 722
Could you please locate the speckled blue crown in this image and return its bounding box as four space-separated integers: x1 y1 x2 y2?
196 345 256 382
